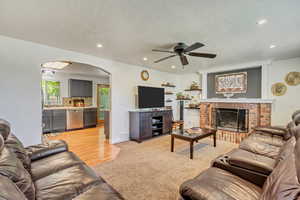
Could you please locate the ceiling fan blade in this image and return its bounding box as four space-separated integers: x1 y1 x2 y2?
152 49 175 53
154 54 177 63
184 42 204 52
187 52 217 58
180 55 189 66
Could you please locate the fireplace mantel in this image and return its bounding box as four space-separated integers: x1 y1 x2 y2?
199 98 274 104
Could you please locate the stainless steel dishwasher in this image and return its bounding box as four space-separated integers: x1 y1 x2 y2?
67 109 84 130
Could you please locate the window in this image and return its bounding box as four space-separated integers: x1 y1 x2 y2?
42 80 61 105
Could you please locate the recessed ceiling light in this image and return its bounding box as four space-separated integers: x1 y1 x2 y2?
269 44 276 49
257 19 268 25
97 44 103 48
143 57 148 61
41 61 71 69
171 65 176 69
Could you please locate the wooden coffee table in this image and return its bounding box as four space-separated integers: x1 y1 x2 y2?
171 128 217 159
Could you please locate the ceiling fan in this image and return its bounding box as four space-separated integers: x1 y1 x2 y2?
152 42 216 66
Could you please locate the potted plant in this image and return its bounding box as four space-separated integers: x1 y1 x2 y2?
176 92 185 100
190 81 200 90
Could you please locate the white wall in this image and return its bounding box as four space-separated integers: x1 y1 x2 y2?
268 58 300 125
42 71 109 106
0 35 180 145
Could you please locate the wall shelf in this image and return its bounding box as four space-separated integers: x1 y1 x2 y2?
185 107 200 110
176 98 192 101
184 88 202 91
165 92 174 95
161 84 176 88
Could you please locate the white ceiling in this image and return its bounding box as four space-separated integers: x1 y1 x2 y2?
1 0 300 73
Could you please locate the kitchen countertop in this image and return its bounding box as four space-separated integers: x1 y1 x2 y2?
43 106 98 110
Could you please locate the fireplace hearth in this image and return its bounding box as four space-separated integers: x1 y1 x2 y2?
199 101 272 143
214 108 248 132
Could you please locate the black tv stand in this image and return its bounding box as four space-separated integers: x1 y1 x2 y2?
129 109 172 142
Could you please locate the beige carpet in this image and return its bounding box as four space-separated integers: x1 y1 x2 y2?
93 135 237 200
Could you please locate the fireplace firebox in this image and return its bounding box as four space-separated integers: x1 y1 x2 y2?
213 108 249 132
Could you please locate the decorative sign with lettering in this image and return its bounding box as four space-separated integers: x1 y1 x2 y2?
215 72 247 94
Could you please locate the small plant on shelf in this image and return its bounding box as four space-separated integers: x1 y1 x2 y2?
190 81 200 90
176 92 185 100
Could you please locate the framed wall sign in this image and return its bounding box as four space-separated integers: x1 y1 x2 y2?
215 72 247 94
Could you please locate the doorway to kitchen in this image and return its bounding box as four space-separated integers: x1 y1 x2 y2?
97 84 110 140
41 61 119 166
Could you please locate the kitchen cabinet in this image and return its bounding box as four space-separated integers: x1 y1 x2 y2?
42 109 66 133
42 110 53 133
52 110 66 132
83 108 97 128
69 79 93 97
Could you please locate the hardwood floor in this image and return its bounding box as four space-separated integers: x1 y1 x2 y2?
45 126 120 166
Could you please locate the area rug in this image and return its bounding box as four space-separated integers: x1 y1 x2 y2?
93 135 237 200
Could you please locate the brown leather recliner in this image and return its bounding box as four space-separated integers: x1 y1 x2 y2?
210 114 300 187
179 127 300 200
0 119 124 200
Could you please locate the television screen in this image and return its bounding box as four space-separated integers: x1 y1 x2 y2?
138 86 165 108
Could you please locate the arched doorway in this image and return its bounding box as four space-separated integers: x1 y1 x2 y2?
40 61 119 166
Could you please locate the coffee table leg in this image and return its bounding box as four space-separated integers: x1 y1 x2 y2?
190 141 194 159
171 135 174 152
213 132 216 147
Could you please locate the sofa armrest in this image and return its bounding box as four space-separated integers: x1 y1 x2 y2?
227 149 275 175
25 140 68 161
212 155 268 187
253 126 287 137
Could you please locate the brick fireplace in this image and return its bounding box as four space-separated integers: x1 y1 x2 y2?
199 100 272 143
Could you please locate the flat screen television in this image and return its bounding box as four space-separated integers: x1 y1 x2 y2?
138 86 165 108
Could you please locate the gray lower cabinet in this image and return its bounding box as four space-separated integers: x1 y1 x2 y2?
52 110 66 132
129 110 173 142
42 110 53 133
42 109 66 133
84 108 97 128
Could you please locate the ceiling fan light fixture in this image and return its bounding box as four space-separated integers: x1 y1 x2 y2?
41 61 71 69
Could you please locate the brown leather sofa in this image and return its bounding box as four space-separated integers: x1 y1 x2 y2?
179 114 300 200
180 126 300 200
0 119 124 200
212 113 300 185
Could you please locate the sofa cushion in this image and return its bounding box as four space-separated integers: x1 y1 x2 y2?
240 137 280 159
248 133 284 147
260 145 300 199
73 182 124 200
180 167 261 200
5 133 31 172
0 175 28 200
228 149 275 175
35 164 100 200
31 151 83 180
0 147 35 200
